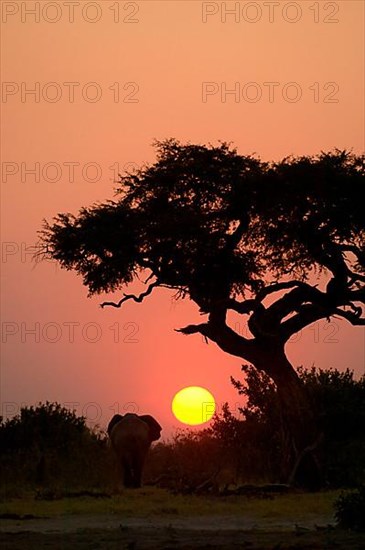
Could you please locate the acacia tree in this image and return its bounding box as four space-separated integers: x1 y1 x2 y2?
40 140 365 488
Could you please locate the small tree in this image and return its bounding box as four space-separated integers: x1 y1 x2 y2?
40 140 365 488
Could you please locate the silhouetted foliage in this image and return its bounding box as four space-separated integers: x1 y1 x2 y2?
147 366 365 492
229 365 365 487
0 403 111 494
299 367 365 486
0 402 87 454
41 141 364 304
335 487 365 531
144 367 364 494
40 140 365 488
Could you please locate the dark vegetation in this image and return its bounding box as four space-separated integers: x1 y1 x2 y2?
0 402 112 496
147 366 365 493
1 368 364 507
334 486 365 531
39 141 365 489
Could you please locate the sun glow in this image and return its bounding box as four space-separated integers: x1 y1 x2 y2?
172 386 216 426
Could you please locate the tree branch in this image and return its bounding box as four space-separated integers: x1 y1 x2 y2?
333 308 365 325
263 284 325 327
177 308 259 363
271 283 365 339
100 281 159 309
213 282 310 317
176 323 210 336
256 281 309 301
208 283 315 339
339 244 365 266
348 288 365 302
280 304 333 340
347 271 365 284
226 298 262 315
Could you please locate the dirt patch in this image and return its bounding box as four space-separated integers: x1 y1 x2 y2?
1 514 365 549
0 512 335 533
1 526 365 549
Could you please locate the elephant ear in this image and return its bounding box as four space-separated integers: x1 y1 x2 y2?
107 414 123 436
140 415 162 442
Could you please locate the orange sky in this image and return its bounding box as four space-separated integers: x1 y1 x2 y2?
1 1 364 435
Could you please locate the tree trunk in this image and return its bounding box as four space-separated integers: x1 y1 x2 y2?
254 345 323 490
189 313 324 490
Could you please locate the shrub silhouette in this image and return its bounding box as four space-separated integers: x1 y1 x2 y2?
334 487 365 531
147 367 365 491
231 365 365 487
0 402 111 494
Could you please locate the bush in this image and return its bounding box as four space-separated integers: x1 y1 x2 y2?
145 429 225 492
0 403 113 496
231 365 365 487
146 366 365 493
334 486 365 531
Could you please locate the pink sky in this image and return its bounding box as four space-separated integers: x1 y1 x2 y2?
1 1 364 436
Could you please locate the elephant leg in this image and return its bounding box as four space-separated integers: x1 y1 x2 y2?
122 458 134 488
124 466 134 488
132 453 146 488
133 467 142 488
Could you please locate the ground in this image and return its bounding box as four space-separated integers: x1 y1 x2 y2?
1 488 364 549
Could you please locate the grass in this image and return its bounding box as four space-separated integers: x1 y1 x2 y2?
3 489 364 550
0 487 340 522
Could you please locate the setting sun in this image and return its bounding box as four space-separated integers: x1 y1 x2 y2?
172 386 216 426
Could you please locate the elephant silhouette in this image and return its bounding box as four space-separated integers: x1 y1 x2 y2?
107 413 162 488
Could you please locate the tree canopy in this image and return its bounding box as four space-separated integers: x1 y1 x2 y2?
41 140 365 340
